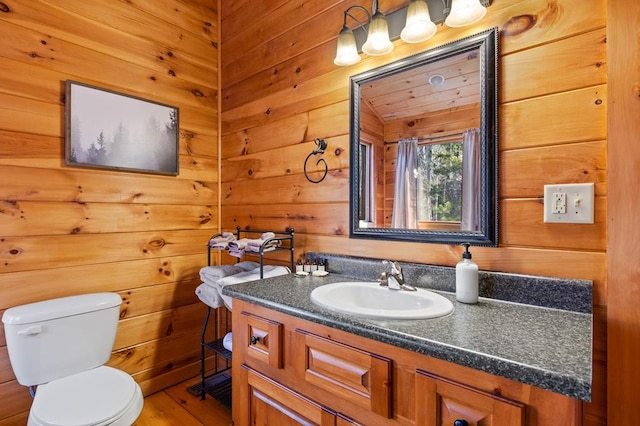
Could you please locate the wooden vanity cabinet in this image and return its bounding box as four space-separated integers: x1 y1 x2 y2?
232 300 582 426
416 370 524 425
240 366 337 425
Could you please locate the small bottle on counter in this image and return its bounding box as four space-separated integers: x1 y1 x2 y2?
310 261 318 272
318 260 326 272
296 260 304 273
456 243 478 304
304 260 311 273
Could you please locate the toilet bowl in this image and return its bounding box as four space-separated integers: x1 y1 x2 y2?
28 366 143 426
2 293 144 426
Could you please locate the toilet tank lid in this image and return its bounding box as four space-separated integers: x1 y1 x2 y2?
2 293 122 325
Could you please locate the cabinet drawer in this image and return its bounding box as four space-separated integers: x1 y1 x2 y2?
416 370 524 426
293 329 392 418
240 311 283 368
244 366 337 426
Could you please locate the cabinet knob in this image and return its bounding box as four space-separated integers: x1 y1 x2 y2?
453 420 468 426
250 336 260 345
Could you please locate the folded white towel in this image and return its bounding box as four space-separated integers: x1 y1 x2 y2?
197 261 261 308
199 261 259 284
245 232 276 248
228 238 250 250
195 283 224 309
223 332 233 352
218 265 291 310
209 232 236 250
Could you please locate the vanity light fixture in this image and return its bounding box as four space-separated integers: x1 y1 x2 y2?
333 0 492 67
334 1 393 66
400 0 437 44
334 26 361 66
444 0 487 27
361 4 394 56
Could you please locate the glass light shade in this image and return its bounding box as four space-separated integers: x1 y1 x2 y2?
445 0 487 27
334 26 361 66
362 11 394 56
401 0 437 43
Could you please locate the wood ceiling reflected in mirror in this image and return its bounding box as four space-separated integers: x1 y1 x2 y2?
350 28 498 246
360 49 480 122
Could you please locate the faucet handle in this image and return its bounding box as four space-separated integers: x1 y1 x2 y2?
382 260 402 274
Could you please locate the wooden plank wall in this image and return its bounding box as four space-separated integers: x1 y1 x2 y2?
359 101 385 227
606 0 640 423
220 0 607 424
0 0 219 423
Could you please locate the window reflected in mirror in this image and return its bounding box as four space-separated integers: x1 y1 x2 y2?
416 138 463 226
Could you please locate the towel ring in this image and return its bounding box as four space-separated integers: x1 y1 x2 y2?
304 138 328 184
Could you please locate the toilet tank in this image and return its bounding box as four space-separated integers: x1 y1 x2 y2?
1 293 122 386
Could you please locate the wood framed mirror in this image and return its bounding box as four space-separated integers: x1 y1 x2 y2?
349 27 498 246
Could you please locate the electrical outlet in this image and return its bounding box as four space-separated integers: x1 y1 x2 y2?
552 192 567 214
543 183 595 223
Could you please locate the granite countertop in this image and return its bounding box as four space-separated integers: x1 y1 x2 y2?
222 262 592 402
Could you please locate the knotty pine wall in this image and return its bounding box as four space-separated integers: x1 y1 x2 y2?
0 0 219 423
220 0 607 424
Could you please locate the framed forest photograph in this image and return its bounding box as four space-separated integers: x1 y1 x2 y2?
65 80 179 176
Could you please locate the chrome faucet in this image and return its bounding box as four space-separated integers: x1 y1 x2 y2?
378 260 417 291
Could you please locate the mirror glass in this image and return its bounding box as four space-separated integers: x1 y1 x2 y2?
349 28 498 246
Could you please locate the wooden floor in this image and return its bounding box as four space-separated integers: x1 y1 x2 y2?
133 376 232 426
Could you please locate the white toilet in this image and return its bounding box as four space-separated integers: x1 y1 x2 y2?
2 293 144 426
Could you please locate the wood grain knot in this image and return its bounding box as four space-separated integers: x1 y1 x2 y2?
150 239 166 248
502 15 537 37
0 3 10 13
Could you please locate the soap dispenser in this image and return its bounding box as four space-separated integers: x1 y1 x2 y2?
456 243 478 304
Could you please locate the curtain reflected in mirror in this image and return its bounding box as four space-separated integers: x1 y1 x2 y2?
392 138 418 229
461 128 480 231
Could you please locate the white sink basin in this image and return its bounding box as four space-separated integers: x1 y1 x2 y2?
310 281 454 320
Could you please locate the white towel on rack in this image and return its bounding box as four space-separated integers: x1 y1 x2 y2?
209 232 236 250
228 238 251 258
228 233 282 257
218 265 291 310
195 283 224 309
196 261 260 308
245 234 281 253
199 261 259 286
223 332 233 352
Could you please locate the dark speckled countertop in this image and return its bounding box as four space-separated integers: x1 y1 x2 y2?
222 253 592 402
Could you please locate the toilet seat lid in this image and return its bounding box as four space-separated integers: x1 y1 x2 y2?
31 366 137 426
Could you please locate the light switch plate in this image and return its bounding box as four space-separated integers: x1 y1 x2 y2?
543 183 595 224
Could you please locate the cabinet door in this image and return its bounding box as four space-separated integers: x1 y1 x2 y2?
416 370 524 426
293 329 392 418
240 311 283 368
244 365 336 426
337 414 364 425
